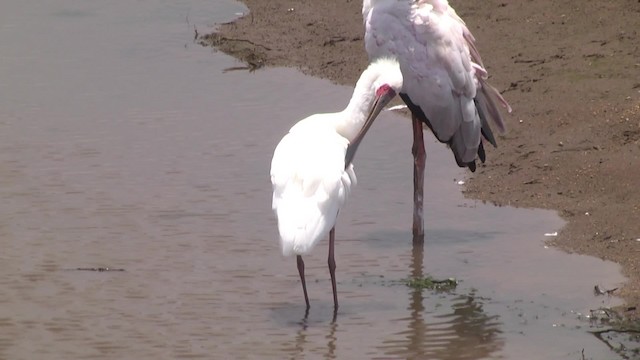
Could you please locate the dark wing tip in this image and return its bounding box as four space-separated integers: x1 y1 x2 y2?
450 145 477 172
478 141 486 163
475 94 499 148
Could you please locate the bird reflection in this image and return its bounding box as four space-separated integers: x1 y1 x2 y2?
325 316 338 360
405 238 427 356
291 310 309 360
291 307 338 360
381 238 503 359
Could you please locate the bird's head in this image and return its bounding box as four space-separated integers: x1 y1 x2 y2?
371 57 403 97
364 57 403 128
345 58 403 166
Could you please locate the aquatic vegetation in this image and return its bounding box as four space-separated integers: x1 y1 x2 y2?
404 276 458 291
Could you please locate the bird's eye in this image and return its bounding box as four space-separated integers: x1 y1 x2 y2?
376 84 393 97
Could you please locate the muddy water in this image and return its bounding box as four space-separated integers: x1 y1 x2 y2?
0 1 629 359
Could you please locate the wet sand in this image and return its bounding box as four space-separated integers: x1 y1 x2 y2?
203 0 640 318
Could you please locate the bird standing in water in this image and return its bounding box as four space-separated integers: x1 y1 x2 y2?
363 0 511 238
270 58 403 310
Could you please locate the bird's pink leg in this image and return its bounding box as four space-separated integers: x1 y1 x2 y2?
411 115 425 242
297 255 310 309
328 227 338 310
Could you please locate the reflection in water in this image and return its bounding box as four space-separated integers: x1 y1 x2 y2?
380 240 503 359
406 239 427 357
591 328 640 360
289 309 338 360
292 314 308 360
325 318 338 360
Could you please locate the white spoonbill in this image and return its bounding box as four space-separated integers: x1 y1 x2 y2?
363 0 511 237
270 58 403 310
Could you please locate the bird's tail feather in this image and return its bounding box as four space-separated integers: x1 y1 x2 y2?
276 199 333 257
478 79 511 134
475 92 497 148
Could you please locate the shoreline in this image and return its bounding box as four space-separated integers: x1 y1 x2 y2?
202 0 640 318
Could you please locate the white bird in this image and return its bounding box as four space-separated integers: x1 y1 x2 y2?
270 58 403 310
363 0 511 237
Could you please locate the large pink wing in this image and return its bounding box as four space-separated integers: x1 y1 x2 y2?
364 0 510 166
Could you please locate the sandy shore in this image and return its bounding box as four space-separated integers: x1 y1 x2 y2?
202 0 640 317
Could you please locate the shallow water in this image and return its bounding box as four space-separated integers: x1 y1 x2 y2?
0 0 630 359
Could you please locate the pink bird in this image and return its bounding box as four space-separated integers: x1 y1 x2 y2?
363 0 511 237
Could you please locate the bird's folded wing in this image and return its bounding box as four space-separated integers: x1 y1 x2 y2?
270 127 355 256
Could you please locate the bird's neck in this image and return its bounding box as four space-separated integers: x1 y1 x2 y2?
336 73 377 142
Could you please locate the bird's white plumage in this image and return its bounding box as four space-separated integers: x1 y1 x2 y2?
271 116 356 256
363 0 510 165
270 58 403 257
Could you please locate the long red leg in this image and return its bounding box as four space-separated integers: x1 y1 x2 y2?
297 255 310 309
411 115 426 243
328 227 338 310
